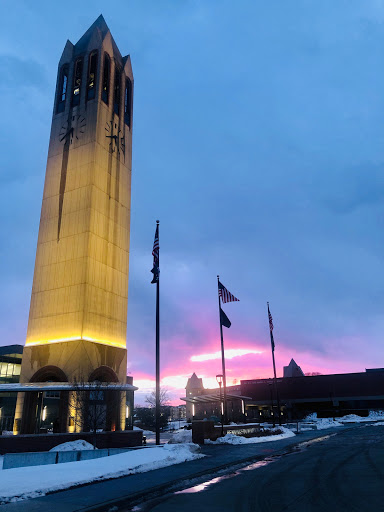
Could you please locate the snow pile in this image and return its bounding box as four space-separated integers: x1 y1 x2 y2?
339 411 384 423
305 411 384 425
206 427 295 445
0 443 203 504
313 418 343 430
168 430 193 444
133 426 154 436
49 440 95 452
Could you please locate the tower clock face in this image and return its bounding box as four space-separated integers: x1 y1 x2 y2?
59 115 86 144
105 120 125 159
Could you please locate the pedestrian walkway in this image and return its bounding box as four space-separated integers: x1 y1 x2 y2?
2 427 356 512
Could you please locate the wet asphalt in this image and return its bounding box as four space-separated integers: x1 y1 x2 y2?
124 425 384 512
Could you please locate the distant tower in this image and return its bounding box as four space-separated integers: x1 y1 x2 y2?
185 373 204 421
283 359 305 378
14 16 134 434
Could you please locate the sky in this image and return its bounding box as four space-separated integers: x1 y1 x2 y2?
1 0 384 405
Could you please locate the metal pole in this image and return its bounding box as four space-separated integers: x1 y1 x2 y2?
219 382 224 436
269 382 275 428
155 221 160 445
217 276 228 424
268 302 281 426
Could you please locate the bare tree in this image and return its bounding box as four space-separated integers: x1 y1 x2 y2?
68 379 125 448
145 387 170 408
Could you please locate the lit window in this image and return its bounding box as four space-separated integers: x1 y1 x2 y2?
124 78 132 127
56 65 68 113
113 67 121 116
72 58 83 106
102 53 110 104
0 364 6 377
87 51 98 101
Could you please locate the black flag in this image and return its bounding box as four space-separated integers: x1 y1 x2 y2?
220 307 231 328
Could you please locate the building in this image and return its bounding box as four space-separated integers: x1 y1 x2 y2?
184 364 384 422
0 345 23 431
0 344 137 436
0 16 139 438
184 373 248 423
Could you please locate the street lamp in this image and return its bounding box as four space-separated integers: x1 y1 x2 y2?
216 374 224 437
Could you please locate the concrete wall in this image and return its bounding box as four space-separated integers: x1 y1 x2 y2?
3 447 130 469
0 430 142 454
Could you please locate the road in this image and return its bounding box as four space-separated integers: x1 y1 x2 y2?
126 425 384 512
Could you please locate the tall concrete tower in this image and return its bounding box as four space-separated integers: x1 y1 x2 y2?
15 16 133 433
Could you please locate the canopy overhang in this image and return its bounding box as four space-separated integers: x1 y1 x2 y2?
0 382 138 392
181 393 251 404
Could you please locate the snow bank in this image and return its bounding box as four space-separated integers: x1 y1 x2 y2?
304 411 384 426
133 426 154 436
0 443 203 504
168 430 193 444
49 440 95 452
206 427 295 445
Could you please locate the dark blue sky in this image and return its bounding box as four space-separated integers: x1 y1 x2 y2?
1 1 383 402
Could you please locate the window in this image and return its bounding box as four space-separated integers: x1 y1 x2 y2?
102 53 110 104
87 51 98 101
124 78 132 127
56 65 68 113
113 67 121 115
72 58 83 106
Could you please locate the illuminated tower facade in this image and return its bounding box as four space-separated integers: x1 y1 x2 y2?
15 16 133 433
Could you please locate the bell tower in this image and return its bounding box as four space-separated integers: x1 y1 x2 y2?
15 16 133 433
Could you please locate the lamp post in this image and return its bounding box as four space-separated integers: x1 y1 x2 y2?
216 374 224 437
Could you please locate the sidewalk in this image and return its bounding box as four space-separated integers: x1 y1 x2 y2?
1 427 354 512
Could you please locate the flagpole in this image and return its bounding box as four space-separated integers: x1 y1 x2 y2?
155 221 160 445
267 302 281 426
217 275 228 424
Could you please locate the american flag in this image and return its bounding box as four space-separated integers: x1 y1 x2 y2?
218 280 239 303
151 222 159 284
268 303 273 332
152 223 159 267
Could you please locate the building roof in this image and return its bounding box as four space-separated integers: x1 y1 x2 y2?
186 372 204 390
181 393 251 404
0 345 23 357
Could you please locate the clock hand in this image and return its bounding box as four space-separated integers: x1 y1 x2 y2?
60 127 73 142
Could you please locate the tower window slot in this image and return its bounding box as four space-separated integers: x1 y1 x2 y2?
56 65 68 113
124 78 132 127
113 67 121 116
87 51 98 101
72 58 83 106
102 53 110 104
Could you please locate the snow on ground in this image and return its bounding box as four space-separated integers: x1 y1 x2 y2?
372 422 384 427
304 411 384 426
133 426 154 436
49 440 95 452
0 443 203 504
311 418 343 430
168 430 193 444
206 427 296 445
